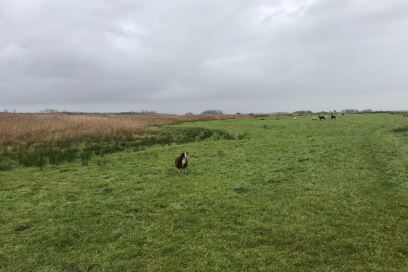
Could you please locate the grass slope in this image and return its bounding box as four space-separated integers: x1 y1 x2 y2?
1 114 408 271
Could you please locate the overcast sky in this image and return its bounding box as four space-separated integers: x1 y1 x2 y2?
1 0 407 113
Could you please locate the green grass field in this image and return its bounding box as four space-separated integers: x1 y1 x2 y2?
1 114 408 271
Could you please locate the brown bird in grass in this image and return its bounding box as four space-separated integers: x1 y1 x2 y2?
175 152 189 172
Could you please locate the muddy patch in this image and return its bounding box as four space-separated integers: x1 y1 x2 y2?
264 179 287 185
233 187 250 194
102 188 113 194
66 194 79 201
126 208 140 214
15 224 30 232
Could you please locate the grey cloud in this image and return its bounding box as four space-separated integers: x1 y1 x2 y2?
1 0 407 113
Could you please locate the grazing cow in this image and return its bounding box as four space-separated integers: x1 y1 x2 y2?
175 152 189 172
318 115 326 120
330 114 336 119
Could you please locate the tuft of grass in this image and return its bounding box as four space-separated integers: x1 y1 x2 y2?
0 158 15 171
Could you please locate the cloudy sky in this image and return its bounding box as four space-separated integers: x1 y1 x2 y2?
1 0 407 113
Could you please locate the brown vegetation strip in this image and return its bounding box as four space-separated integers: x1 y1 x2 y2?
0 113 244 147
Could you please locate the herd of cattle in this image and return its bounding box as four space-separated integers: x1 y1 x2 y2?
314 114 336 120
293 113 344 120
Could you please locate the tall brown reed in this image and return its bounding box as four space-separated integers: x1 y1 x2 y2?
0 113 242 148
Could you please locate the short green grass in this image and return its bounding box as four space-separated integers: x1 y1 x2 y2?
1 114 408 271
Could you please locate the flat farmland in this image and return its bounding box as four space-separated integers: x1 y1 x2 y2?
1 113 408 271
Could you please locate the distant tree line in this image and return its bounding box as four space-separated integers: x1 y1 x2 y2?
116 110 158 115
2 108 400 116
293 110 313 115
341 109 359 113
201 110 223 115
2 109 16 113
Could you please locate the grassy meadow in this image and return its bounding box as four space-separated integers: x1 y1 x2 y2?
1 113 408 271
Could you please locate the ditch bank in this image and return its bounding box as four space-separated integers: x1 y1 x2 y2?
0 127 248 170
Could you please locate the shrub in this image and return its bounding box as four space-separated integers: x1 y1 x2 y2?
0 158 14 171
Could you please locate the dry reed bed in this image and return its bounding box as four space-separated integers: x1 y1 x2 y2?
0 113 242 147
